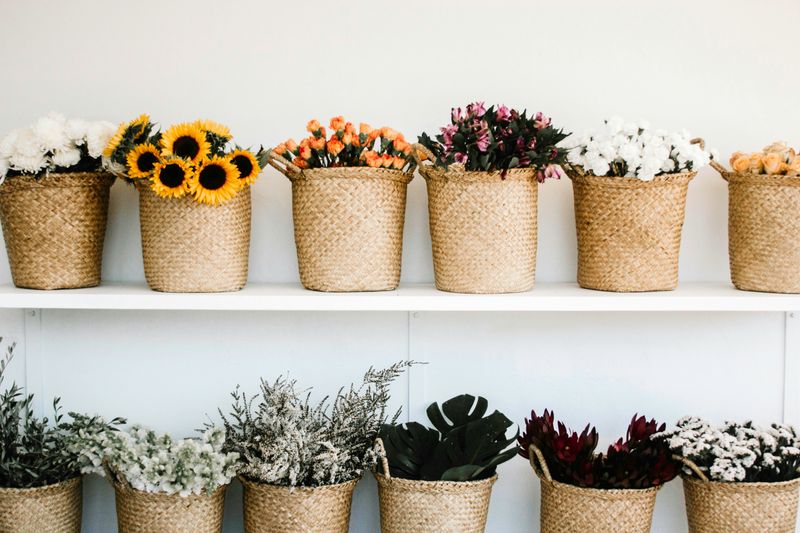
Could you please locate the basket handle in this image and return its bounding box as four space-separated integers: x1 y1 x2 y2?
528 444 554 482
412 143 437 168
673 455 710 483
710 159 730 179
374 437 391 480
690 137 705 151
267 150 302 177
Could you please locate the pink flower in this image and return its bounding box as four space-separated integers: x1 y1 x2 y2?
440 124 458 146
535 112 551 130
454 152 468 164
537 164 562 183
496 105 511 121
451 107 463 123
466 101 486 118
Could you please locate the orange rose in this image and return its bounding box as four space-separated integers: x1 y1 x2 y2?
381 127 399 141
391 156 406 170
381 154 394 168
299 145 312 160
273 143 287 156
363 150 381 168
330 116 346 131
394 139 410 153
731 154 751 173
306 119 321 134
292 157 308 169
764 152 787 175
342 132 354 145
359 123 373 136
286 139 298 153
344 122 356 134
327 138 345 157
299 138 310 148
749 154 765 174
309 136 326 151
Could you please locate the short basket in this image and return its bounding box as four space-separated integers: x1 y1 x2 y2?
137 183 251 293
568 167 695 292
240 476 357 533
712 160 800 293
113 480 226 533
414 144 538 294
268 153 413 292
0 172 114 290
528 445 659 533
0 477 82 533
679 456 800 533
375 473 496 533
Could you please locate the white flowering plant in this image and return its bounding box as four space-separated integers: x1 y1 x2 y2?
562 117 713 181
73 424 239 497
655 416 800 483
0 113 116 185
220 361 412 488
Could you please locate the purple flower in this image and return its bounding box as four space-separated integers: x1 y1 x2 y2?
535 112 551 130
454 152 468 164
440 124 458 146
466 101 486 118
496 105 511 121
451 107 463 123
537 164 562 183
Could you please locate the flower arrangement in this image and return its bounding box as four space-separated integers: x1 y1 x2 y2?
219 361 412 487
104 115 268 205
0 113 116 184
729 142 800 175
417 102 569 180
655 416 800 483
517 410 678 489
378 394 517 481
73 424 239 497
563 117 712 181
0 338 124 488
273 117 414 171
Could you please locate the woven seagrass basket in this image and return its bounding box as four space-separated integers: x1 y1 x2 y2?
0 477 82 533
113 480 226 533
0 172 114 290
678 456 800 533
529 445 659 533
137 183 251 293
240 476 357 533
374 440 496 533
268 153 414 292
567 138 703 292
414 144 538 294
711 160 800 293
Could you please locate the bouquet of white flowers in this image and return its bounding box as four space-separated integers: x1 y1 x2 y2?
75 424 239 497
656 417 800 483
0 113 116 184
562 117 713 181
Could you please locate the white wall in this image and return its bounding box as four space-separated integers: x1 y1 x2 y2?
0 0 798 532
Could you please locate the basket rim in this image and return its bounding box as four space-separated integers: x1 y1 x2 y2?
682 474 800 490
0 476 81 495
0 171 115 192
721 171 800 187
538 475 663 497
113 478 228 500
373 471 498 489
566 167 696 188
418 164 538 183
284 166 414 185
238 475 360 493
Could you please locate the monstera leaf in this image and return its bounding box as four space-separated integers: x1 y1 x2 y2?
380 395 517 482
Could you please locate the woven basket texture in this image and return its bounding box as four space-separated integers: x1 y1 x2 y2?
718 167 800 293
0 172 114 290
284 166 413 292
375 472 496 533
0 477 82 533
419 163 538 294
683 476 800 533
570 171 694 292
137 183 251 293
240 477 357 533
114 481 226 533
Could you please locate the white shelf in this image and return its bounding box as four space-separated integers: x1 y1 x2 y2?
0 282 798 312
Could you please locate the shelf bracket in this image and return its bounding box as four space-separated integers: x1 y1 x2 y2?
785 312 800 426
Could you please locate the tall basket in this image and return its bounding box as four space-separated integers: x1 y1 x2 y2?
268 153 413 292
711 160 800 293
0 172 114 289
528 445 659 533
414 144 538 294
0 477 82 533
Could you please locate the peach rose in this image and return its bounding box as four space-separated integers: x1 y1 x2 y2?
292 157 308 169
731 154 751 173
273 143 287 156
359 123 373 135
381 127 399 141
394 139 411 154
763 152 786 175
381 154 394 168
327 138 345 157
363 151 381 168
344 122 356 134
306 119 321 134
330 116 346 131
788 157 800 176
286 139 298 153
391 156 406 170
342 132 354 145
309 136 326 151
299 145 312 160
749 154 765 174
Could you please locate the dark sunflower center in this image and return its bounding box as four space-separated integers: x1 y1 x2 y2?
173 136 200 159
137 152 159 172
198 164 227 190
231 155 254 179
159 163 185 188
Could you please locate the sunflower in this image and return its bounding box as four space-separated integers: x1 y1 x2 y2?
126 143 161 178
103 114 150 158
227 149 261 186
150 158 192 199
160 123 210 163
193 119 231 140
189 156 242 205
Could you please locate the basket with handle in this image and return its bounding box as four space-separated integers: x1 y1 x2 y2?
0 172 115 290
711 159 800 293
414 143 539 294
528 444 660 533
0 477 82 533
268 152 414 292
373 437 496 533
676 455 800 533
566 138 703 292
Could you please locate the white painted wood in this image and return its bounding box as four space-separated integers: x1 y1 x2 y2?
22 309 44 416
784 312 800 426
2 282 800 312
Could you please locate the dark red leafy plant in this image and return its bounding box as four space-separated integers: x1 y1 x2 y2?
517 410 678 490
